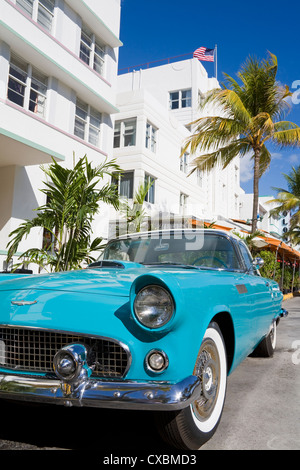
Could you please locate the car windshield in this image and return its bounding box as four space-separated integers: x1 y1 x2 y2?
101 231 240 270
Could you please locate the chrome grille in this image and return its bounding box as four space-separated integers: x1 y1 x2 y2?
0 327 129 378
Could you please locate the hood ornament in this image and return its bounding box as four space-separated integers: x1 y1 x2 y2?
11 300 37 306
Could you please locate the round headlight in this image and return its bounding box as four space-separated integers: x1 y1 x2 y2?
146 350 169 373
134 285 174 329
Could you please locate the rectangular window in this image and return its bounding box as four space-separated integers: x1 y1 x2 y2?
94 41 105 75
124 120 136 147
145 174 155 204
145 122 157 152
74 99 88 140
74 98 101 146
80 24 92 65
7 55 28 108
114 119 137 148
89 107 101 146
17 0 55 32
112 171 134 199
113 121 121 148
235 165 239 184
197 169 203 187
7 53 48 116
16 0 34 16
235 194 239 212
37 0 55 32
169 89 192 110
169 91 179 110
181 89 191 108
29 67 47 117
180 193 188 214
80 23 106 75
180 152 189 173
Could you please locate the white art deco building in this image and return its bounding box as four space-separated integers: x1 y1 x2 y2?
0 0 122 270
0 0 244 273
110 58 243 233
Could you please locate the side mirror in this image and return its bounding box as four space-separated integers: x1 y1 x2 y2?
252 257 264 270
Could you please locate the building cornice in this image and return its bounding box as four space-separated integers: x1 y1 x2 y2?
65 0 123 48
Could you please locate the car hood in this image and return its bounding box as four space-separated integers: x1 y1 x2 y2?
0 262 149 297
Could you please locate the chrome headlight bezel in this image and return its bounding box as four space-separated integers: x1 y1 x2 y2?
145 349 169 373
53 343 94 384
133 284 175 329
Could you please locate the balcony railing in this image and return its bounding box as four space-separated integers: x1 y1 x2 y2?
118 52 194 75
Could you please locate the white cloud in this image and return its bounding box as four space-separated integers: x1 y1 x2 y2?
289 153 300 164
239 153 253 183
271 152 283 160
239 150 286 183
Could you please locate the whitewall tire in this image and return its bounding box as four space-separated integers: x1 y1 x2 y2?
155 322 227 449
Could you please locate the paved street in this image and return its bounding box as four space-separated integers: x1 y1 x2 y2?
202 295 300 450
0 296 299 451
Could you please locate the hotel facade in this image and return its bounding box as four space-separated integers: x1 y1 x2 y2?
0 0 245 273
111 58 242 235
0 0 122 270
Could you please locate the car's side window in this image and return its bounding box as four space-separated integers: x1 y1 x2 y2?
239 242 254 273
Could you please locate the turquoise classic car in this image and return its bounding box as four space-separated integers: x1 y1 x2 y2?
0 229 287 449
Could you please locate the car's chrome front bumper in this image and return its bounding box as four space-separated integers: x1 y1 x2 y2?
0 373 201 410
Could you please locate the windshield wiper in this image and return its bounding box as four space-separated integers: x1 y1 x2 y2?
142 262 201 270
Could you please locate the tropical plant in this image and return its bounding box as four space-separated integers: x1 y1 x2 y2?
120 179 154 233
270 165 300 231
182 52 300 233
285 226 300 246
283 265 293 291
232 229 265 253
258 250 281 282
6 155 120 272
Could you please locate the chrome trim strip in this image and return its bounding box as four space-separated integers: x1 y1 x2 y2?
0 374 201 411
0 324 132 378
11 301 37 306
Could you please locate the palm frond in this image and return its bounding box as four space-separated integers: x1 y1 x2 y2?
272 127 300 148
189 139 252 173
182 116 246 157
6 155 121 270
201 88 252 126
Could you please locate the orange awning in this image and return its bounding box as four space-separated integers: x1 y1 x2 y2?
261 236 300 261
189 218 300 263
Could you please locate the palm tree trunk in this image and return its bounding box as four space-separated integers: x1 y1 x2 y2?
251 148 261 233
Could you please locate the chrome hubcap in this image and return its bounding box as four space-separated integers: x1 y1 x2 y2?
192 339 220 421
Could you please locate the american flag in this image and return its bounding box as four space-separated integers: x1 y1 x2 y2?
193 47 215 62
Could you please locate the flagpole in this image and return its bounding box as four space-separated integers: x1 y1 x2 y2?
215 44 217 80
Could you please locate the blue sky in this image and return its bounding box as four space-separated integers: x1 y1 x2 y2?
118 0 300 197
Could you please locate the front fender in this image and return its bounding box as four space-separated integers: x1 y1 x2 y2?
128 271 233 381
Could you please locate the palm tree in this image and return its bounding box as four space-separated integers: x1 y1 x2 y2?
6 155 120 272
270 165 300 246
182 52 300 232
233 229 265 253
120 179 154 232
270 165 300 228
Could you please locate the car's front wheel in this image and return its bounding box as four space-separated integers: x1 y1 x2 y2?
155 322 227 450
